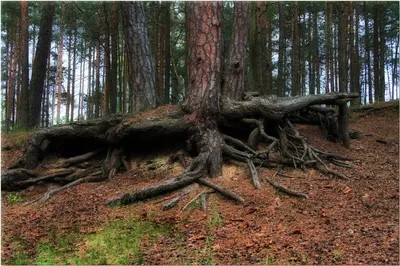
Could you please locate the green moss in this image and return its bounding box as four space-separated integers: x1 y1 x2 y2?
28 219 170 265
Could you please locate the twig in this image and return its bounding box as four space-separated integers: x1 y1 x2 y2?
264 171 308 198
181 189 214 211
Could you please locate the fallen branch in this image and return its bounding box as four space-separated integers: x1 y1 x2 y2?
162 188 192 211
264 172 308 198
17 168 76 187
24 171 103 205
247 159 261 189
198 178 245 204
54 150 102 168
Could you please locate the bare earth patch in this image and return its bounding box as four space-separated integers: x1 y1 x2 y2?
2 106 398 265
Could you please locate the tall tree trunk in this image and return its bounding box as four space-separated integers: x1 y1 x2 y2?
291 1 300 96
51 47 56 126
158 5 166 105
103 3 111 115
66 31 72 123
57 4 64 123
392 36 399 100
95 5 101 118
183 2 223 177
45 47 51 127
255 2 267 95
78 42 86 121
350 4 360 105
123 53 128 112
338 2 349 93
266 3 273 95
354 5 360 104
300 12 306 96
373 4 380 102
18 1 29 129
6 24 17 132
118 30 123 113
71 29 77 122
277 2 285 96
313 5 320 95
121 2 156 113
4 26 9 129
248 2 257 92
378 2 386 102
364 3 373 104
324 2 331 94
151 2 160 103
222 1 249 100
31 24 36 67
87 45 92 119
309 9 315 95
110 1 119 113
163 1 171 104
29 2 55 129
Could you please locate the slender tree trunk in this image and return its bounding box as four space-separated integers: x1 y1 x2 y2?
355 6 361 104
66 31 72 122
71 29 77 122
121 1 157 113
123 53 128 112
349 2 356 105
291 1 300 96
103 4 111 115
255 2 267 95
324 2 330 94
163 1 171 104
350 4 361 105
56 4 64 123
338 2 349 93
79 42 86 121
31 24 36 67
7 24 17 133
313 5 320 95
18 1 29 129
110 1 119 113
222 1 249 100
151 2 160 103
378 2 386 102
309 9 315 95
45 47 51 127
300 12 306 96
51 48 56 126
87 45 92 119
91 46 96 118
158 5 166 105
373 4 380 102
365 3 373 104
248 2 257 92
95 5 101 118
29 2 55 129
277 2 285 96
266 3 273 95
392 36 399 100
4 27 9 129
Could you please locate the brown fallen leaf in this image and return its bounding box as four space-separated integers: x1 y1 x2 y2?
229 218 244 222
188 235 206 241
343 186 352 194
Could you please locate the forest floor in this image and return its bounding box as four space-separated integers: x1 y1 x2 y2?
1 102 399 265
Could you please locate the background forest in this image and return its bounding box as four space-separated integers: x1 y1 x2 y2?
1 1 399 132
